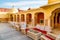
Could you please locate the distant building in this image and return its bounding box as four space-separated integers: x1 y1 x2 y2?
0 8 10 22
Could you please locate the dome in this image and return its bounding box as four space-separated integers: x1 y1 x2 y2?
9 8 18 13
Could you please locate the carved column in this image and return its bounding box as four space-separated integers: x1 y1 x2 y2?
14 15 16 22
19 14 20 22
12 14 14 22
52 14 54 29
17 14 19 22
34 14 36 25
16 14 17 22
55 13 58 28
19 14 21 22
25 14 26 22
32 14 35 27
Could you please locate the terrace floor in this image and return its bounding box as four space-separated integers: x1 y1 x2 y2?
0 23 32 40
0 23 60 40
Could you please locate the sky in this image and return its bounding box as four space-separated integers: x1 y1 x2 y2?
0 0 48 10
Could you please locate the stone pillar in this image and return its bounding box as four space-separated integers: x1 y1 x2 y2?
34 14 37 26
32 14 35 27
48 18 50 27
44 14 46 26
14 14 16 22
45 19 48 26
25 14 26 23
55 13 58 28
14 15 16 22
19 14 20 22
20 14 22 22
13 15 14 22
51 14 55 29
17 14 19 22
19 14 21 22
16 14 17 22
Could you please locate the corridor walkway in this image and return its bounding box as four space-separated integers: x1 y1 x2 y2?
0 23 32 40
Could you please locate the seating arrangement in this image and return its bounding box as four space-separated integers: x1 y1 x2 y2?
40 35 51 40
9 22 57 40
9 22 15 28
27 29 42 40
20 22 27 34
47 32 56 39
14 23 21 31
27 28 55 40
56 34 60 40
26 25 56 40
9 22 21 31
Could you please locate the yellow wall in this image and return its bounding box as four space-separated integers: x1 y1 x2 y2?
0 14 8 18
0 12 9 22
20 3 60 20
0 12 8 18
48 0 60 4
19 8 46 26
41 3 60 19
19 3 60 28
40 3 60 27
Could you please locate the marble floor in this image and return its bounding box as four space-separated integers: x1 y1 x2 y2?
0 23 32 40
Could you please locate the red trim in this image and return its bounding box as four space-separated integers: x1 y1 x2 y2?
25 28 55 40
45 35 55 40
33 28 47 34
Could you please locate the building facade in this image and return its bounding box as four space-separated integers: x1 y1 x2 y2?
0 0 60 29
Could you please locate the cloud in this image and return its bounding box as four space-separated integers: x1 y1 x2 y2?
1 0 47 10
2 1 47 6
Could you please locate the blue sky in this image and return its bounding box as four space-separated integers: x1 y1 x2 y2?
0 0 48 10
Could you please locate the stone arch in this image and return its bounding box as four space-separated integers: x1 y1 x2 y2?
26 13 32 24
50 8 60 29
21 14 25 22
35 12 44 25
